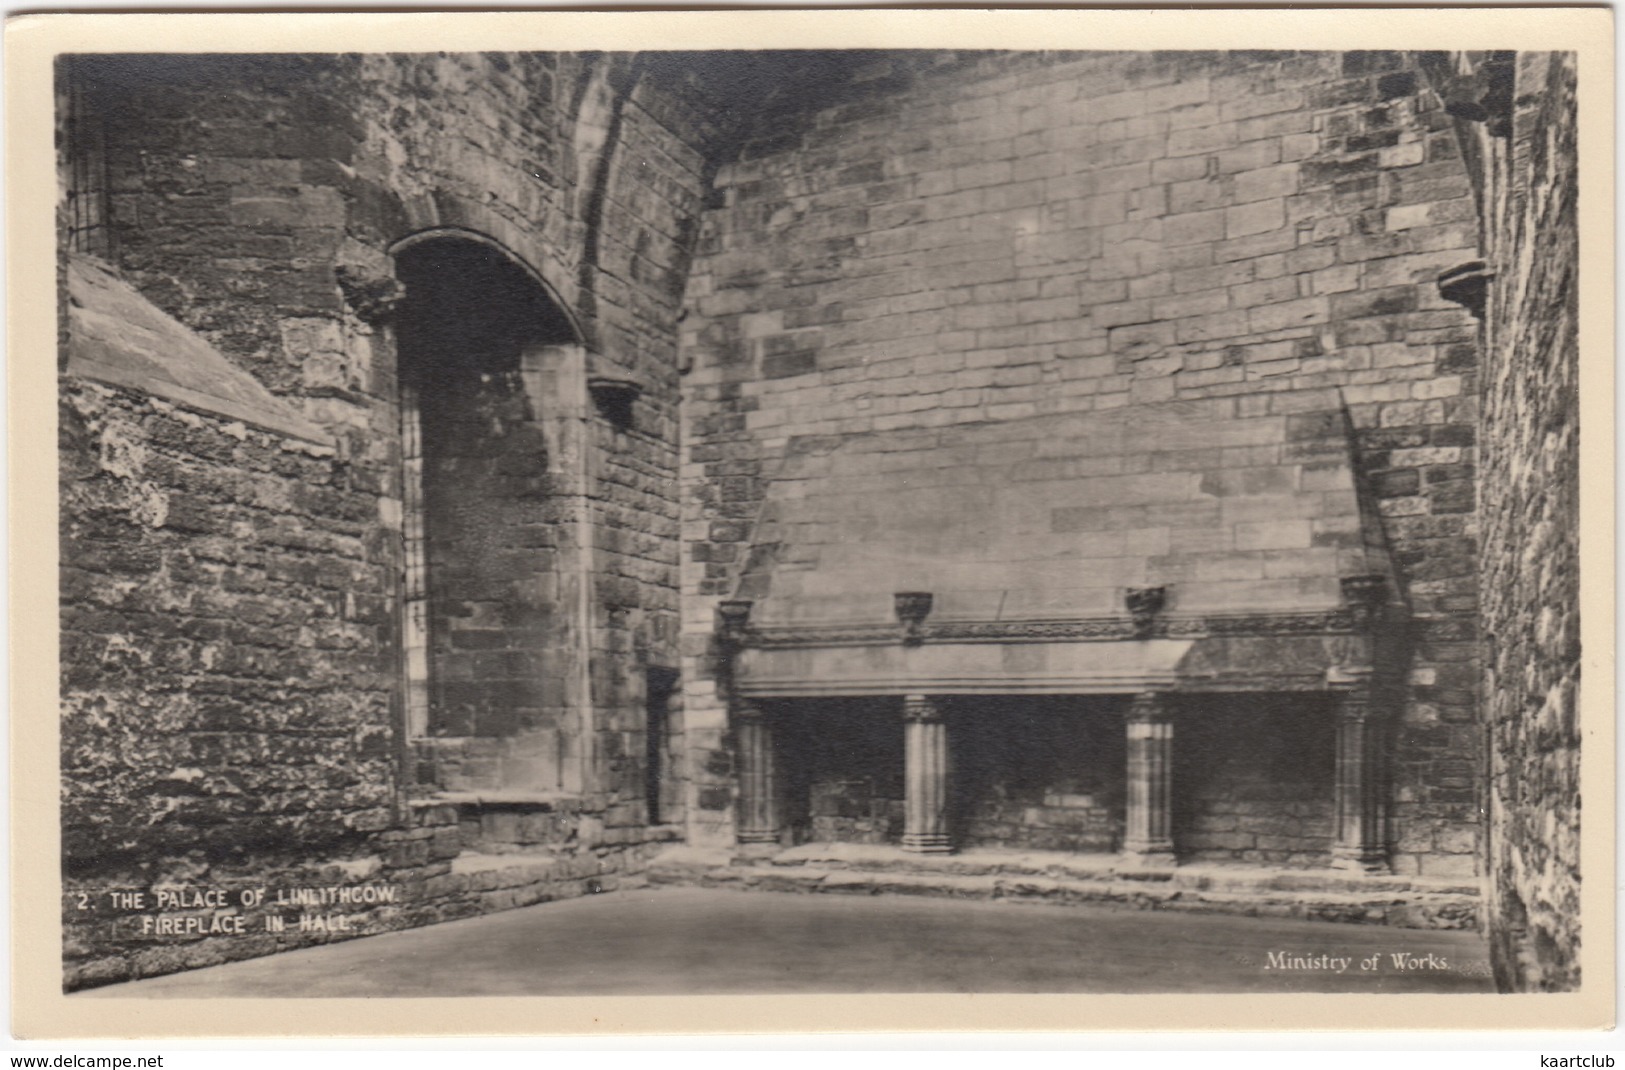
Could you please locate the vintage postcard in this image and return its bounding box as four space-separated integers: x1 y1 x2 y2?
8 8 1614 1039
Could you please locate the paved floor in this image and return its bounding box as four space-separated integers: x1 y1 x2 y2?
79 886 1494 997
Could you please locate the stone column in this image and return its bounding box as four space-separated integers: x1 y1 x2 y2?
735 699 779 845
1333 690 1388 873
901 694 952 854
1123 692 1176 865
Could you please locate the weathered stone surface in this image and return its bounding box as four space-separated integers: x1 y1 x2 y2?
682 51 1483 871
57 47 1580 994
59 51 712 989
1442 51 1581 993
648 845 1480 931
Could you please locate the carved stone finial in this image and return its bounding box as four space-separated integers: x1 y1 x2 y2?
1124 586 1167 638
1438 261 1494 320
1443 53 1516 138
334 265 405 324
893 591 934 645
1340 574 1386 630
587 375 640 430
716 599 754 645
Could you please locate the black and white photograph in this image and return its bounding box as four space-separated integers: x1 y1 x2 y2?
11 8 1612 1039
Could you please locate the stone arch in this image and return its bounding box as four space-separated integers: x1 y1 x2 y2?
388 231 586 791
390 179 594 341
389 225 585 347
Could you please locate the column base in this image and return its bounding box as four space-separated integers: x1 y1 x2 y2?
1331 848 1390 875
734 840 781 862
737 830 782 845
1121 843 1177 868
901 834 954 854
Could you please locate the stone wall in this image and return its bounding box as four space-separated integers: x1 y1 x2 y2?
1174 695 1338 866
62 752 674 990
951 699 1121 854
770 694 1344 860
1463 52 1581 992
58 52 713 987
59 45 1582 991
60 379 395 873
777 698 904 845
680 50 1485 877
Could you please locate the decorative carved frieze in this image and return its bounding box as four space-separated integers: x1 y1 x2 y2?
737 607 1363 649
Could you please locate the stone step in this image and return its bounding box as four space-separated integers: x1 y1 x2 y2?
409 793 681 854
763 842 1478 896
647 846 1480 931
445 850 647 898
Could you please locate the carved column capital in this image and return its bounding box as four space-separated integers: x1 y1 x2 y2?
1437 261 1495 320
1335 688 1375 722
1340 574 1388 630
716 599 754 643
734 697 768 724
1125 690 1172 724
902 693 944 724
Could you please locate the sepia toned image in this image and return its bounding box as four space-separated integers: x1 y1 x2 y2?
11 10 1611 1038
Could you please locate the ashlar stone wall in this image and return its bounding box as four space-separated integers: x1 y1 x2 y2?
680 50 1486 876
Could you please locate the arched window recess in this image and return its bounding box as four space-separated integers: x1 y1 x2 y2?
388 231 598 796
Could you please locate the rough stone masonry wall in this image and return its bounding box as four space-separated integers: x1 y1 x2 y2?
60 380 395 878
1475 53 1581 992
341 53 708 817
59 53 713 986
680 50 1485 876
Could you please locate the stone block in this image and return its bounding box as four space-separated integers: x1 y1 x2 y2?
1248 297 1329 334
1234 520 1313 551
1225 198 1286 238
1233 165 1300 204
1164 209 1227 246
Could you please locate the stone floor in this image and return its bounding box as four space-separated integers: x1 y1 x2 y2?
77 885 1493 997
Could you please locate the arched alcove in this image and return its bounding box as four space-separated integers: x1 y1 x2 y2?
392 235 579 751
